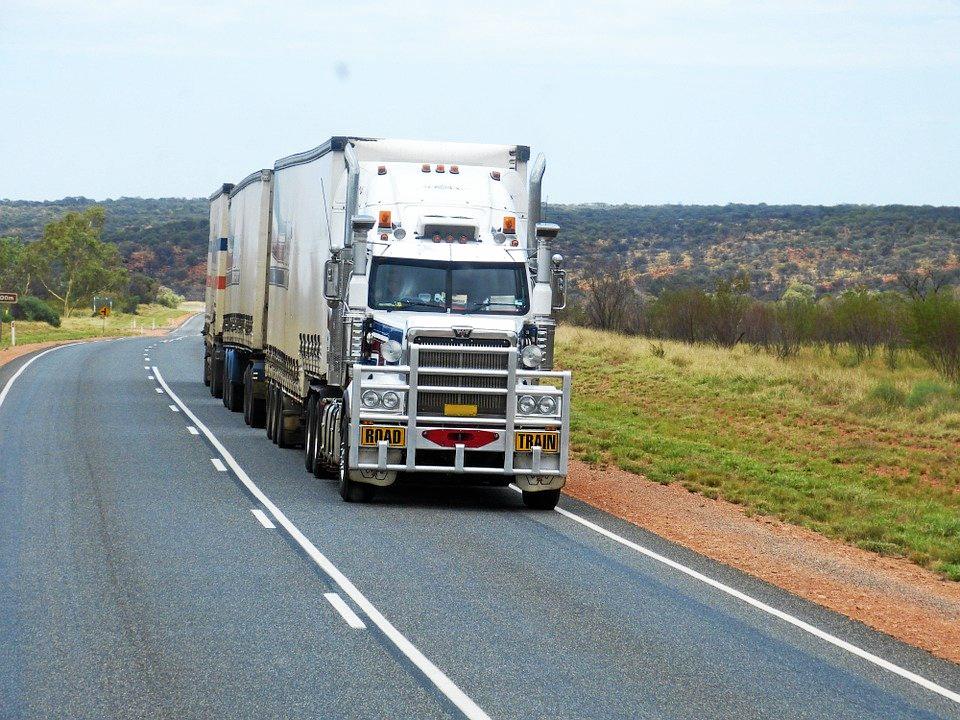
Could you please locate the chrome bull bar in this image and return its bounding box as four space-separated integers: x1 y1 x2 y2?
348 343 571 476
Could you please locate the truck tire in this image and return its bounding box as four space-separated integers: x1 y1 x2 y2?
266 386 276 441
276 389 294 449
224 360 242 413
304 396 317 472
203 355 211 387
339 410 374 503
249 387 265 428
522 488 561 510
210 354 224 399
242 367 253 426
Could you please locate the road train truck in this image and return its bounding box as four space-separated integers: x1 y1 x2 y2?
204 137 571 507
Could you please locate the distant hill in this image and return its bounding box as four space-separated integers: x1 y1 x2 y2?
2 197 959 299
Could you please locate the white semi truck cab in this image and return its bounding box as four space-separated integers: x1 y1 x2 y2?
206 137 569 508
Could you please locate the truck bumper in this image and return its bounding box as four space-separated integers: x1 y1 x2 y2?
347 346 571 488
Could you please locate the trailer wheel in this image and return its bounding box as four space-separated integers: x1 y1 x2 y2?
203 355 211 387
210 353 224 399
304 396 317 472
339 410 374 503
242 367 253 426
224 360 242 413
276 389 294 449
266 386 276 441
522 488 561 510
249 383 265 428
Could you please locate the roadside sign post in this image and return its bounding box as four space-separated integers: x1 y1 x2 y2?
93 296 113 334
0 291 18 348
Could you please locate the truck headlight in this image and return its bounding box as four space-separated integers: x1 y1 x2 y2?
520 344 543 369
537 396 558 415
381 339 402 363
381 391 400 410
361 390 381 408
518 395 537 414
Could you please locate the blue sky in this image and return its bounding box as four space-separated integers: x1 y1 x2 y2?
1 1 958 204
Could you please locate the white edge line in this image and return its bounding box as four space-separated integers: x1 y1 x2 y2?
152 365 490 720
0 344 81 411
506 485 959 705
251 508 275 529
210 458 227 472
324 592 367 629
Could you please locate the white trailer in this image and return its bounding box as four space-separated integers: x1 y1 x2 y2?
203 182 232 396
206 136 570 508
216 169 273 422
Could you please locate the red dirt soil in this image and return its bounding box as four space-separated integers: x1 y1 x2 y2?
564 459 960 664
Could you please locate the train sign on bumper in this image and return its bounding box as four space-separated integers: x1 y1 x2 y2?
514 431 560 453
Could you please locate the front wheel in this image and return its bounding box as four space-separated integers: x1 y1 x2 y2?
339 411 374 503
522 488 561 510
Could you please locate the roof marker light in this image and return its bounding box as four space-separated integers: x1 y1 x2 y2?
433 234 442 243
450 165 459 174
490 170 501 181
377 165 387 175
422 164 430 173
436 164 445 173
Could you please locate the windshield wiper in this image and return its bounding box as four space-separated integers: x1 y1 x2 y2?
460 299 493 312
388 298 446 311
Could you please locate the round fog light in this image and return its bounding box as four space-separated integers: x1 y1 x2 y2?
381 391 400 410
520 344 543 369
537 395 557 415
361 390 380 408
518 395 536 414
380 339 402 363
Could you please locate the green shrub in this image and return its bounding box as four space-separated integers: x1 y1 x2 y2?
156 286 184 309
867 381 905 408
907 294 960 382
11 296 61 327
905 380 952 409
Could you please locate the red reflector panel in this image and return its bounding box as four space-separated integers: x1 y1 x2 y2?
422 429 499 449
216 275 226 290
378 210 392 228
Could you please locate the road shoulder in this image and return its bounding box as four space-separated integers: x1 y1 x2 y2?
565 459 960 664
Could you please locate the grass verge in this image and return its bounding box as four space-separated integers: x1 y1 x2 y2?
556 326 960 581
0 301 200 349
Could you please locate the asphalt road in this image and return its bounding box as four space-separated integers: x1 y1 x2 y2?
1 315 958 720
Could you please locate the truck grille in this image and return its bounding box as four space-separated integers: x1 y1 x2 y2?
413 335 511 416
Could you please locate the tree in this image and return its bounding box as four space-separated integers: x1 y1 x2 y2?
0 236 29 295
24 207 128 316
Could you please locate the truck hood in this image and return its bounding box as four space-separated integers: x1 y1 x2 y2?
370 311 522 342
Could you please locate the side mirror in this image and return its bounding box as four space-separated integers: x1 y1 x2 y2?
551 268 567 310
324 258 340 304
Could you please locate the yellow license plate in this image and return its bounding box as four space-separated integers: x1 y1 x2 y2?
444 403 478 417
514 431 560 453
359 426 406 447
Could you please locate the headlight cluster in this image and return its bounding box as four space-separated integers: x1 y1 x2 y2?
361 389 402 411
517 394 559 415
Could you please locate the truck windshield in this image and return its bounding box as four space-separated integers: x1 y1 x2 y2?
369 258 529 315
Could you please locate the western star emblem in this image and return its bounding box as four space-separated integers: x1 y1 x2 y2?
453 327 472 338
